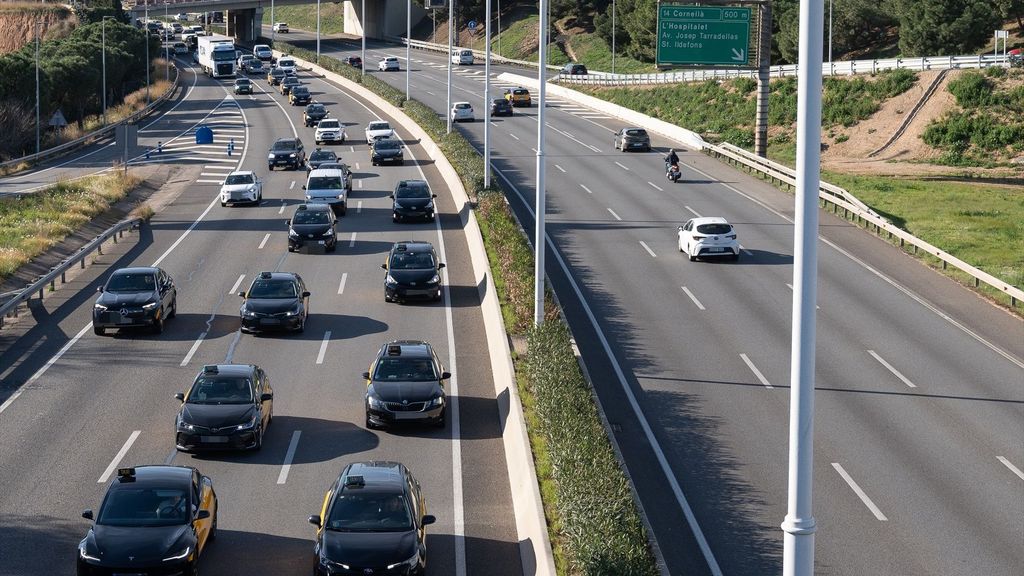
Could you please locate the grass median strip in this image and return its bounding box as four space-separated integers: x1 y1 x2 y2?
274 41 660 575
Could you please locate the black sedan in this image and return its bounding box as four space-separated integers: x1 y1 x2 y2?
174 364 274 452
490 98 513 116
238 271 310 333
370 138 404 166
290 85 312 105
303 102 329 127
382 241 444 303
92 267 177 336
288 203 337 252
280 76 300 95
268 137 306 170
390 180 437 222
363 340 449 428
306 148 338 171
77 466 217 576
346 56 362 68
309 461 435 576
613 127 651 152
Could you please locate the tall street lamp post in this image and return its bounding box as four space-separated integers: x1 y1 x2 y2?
101 15 114 126
316 0 321 63
144 0 150 104
611 0 615 74
35 20 41 155
446 0 453 133
271 0 276 43
534 0 548 325
361 0 366 77
405 0 411 100
483 0 491 187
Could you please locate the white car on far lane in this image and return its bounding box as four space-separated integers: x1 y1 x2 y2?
219 171 263 206
677 217 740 261
378 56 400 71
272 22 289 33
365 120 394 144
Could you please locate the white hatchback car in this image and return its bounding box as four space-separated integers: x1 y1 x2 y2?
272 22 289 33
450 102 474 122
219 171 263 206
365 120 394 144
315 118 346 145
378 56 400 71
678 217 740 261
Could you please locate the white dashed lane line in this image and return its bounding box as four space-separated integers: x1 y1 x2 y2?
338 273 348 295
615 161 630 171
607 208 622 221
648 181 663 191
832 463 888 521
685 205 701 217
180 332 206 367
555 164 566 173
258 233 271 250
228 274 245 295
509 133 520 140
348 232 357 247
997 457 1024 481
639 241 657 257
316 331 332 365
739 353 772 389
681 286 706 310
580 184 593 194
867 350 917 388
277 431 302 484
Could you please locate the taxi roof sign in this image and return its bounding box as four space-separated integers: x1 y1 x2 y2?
116 467 136 481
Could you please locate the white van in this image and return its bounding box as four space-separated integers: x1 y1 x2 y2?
276 57 297 75
451 49 474 65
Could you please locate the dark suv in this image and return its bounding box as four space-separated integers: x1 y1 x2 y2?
92 267 177 335
268 137 305 170
362 340 449 428
287 203 337 252
381 241 444 302
561 62 588 75
309 461 435 576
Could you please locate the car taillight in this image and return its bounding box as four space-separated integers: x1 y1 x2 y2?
692 235 706 241
727 234 737 239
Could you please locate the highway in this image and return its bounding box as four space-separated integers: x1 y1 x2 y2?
277 27 1024 575
0 53 523 575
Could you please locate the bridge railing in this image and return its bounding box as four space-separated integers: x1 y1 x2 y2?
389 36 563 71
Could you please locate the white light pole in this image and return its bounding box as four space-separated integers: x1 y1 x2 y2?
496 0 501 56
271 0 275 42
781 0 824 571
35 20 41 155
828 0 832 68
164 1 169 81
611 0 615 74
316 0 321 63
405 0 410 100
534 0 548 326
360 0 365 77
144 0 150 104
446 0 453 133
483 0 491 187
102 15 111 126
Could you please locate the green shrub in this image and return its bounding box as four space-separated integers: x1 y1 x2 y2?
947 71 997 108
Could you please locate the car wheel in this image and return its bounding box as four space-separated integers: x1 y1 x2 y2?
168 298 177 319
253 426 263 451
268 165 274 171
93 325 106 336
688 253 697 262
153 312 165 334
220 201 226 207
296 319 305 333
365 415 379 430
208 510 218 541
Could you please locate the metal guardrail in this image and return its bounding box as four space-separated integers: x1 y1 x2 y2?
0 217 146 329
556 54 1012 86
705 142 1022 308
0 64 180 172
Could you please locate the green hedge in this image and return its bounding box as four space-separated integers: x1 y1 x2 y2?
275 41 659 575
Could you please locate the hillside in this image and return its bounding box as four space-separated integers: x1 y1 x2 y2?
0 2 76 55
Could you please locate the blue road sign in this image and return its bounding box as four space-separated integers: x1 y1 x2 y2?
468 20 477 30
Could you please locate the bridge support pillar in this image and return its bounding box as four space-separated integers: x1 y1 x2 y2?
227 8 261 43
344 0 425 41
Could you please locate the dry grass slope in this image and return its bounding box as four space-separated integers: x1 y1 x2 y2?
0 1 76 55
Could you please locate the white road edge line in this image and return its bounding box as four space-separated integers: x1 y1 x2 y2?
316 331 332 365
739 353 773 389
338 273 348 295
229 274 246 295
681 286 706 310
0 322 92 414
98 431 141 483
277 430 301 484
832 462 888 521
607 208 622 221
180 332 207 367
639 241 657 258
997 456 1024 481
258 233 271 250
867 350 917 388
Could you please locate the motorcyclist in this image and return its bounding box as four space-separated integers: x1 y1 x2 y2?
664 148 680 170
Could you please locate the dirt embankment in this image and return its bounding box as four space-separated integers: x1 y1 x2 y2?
0 2 76 55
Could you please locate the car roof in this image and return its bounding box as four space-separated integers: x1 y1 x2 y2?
274 137 298 144
251 271 299 282
397 179 428 188
111 266 158 275
111 465 193 487
690 216 731 225
197 363 256 378
308 168 344 177
226 170 255 176
379 339 434 358
390 240 434 254
339 461 407 491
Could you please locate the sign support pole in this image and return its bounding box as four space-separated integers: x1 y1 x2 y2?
484 0 491 188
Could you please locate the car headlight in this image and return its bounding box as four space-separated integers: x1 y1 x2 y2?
427 395 444 408
142 301 159 311
249 185 258 194
268 153 275 160
387 551 419 570
236 415 258 431
284 305 301 317
241 307 257 318
425 201 434 209
322 229 335 237
428 274 440 284
366 394 385 410
162 545 191 562
385 274 397 286
79 543 101 562
93 303 107 312
289 228 299 237
289 153 297 158
304 194 313 201
319 554 349 570
393 202 405 209
336 193 345 200
176 415 194 431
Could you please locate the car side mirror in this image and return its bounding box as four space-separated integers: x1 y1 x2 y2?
301 185 306 190
286 219 291 225
174 392 185 402
302 291 311 298
237 291 246 298
437 263 446 269
422 515 436 526
388 194 394 198
380 263 387 270
260 392 274 401
677 226 683 231
441 372 451 380
362 372 370 380
96 285 103 292
196 510 211 520
432 194 437 198
308 515 322 527
82 510 93 520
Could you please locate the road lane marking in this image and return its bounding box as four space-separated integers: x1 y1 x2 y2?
832 463 888 521
258 233 271 249
639 241 656 258
355 162 360 170
180 332 207 367
228 274 245 295
224 330 242 364
278 200 286 214
607 208 622 221
614 161 630 171
740 353 772 389
509 133 520 140
316 331 331 365
349 145 355 153
0 322 92 414
163 449 177 465
685 205 701 217
648 181 663 191
289 180 295 190
786 283 820 309
555 164 566 173
997 456 1024 480
580 184 593 194
348 232 357 247
98 431 141 483
277 430 302 484
338 273 348 295
867 350 917 388
681 286 706 310
358 179 363 189
357 200 363 213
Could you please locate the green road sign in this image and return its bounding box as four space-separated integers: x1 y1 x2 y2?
657 4 752 66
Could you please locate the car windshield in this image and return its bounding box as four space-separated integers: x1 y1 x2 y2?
373 356 438 381
248 279 297 298
311 151 335 160
374 140 399 150
308 105 325 113
98 487 191 527
319 120 339 128
307 176 342 189
213 50 234 62
625 129 647 137
284 78 299 85
396 183 430 199
235 79 250 86
389 251 436 270
224 173 254 185
272 140 297 151
187 376 253 404
696 223 733 235
368 122 390 131
293 209 331 224
271 69 284 77
327 492 412 532
279 59 294 67
293 87 309 95
105 272 156 293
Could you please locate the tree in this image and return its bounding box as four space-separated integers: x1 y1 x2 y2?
994 0 1024 30
891 0 1002 56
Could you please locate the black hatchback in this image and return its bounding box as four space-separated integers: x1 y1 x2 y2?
490 98 513 116
174 364 274 452
92 267 177 336
288 203 337 252
390 180 437 222
268 137 306 170
238 271 310 333
382 241 444 303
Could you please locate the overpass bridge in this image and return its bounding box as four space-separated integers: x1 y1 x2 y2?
129 0 426 43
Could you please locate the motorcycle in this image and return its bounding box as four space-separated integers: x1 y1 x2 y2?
666 162 681 183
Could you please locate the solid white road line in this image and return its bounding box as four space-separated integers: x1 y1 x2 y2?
681 286 706 310
258 233 271 250
997 456 1024 481
607 208 622 221
740 353 772 389
98 431 141 483
338 273 348 295
316 331 332 365
615 161 630 171
555 164 566 173
0 322 92 414
867 350 917 388
639 241 657 258
277 430 302 484
832 462 888 521
580 184 593 194
648 181 663 191
685 205 701 218
180 332 207 367
348 232 357 247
